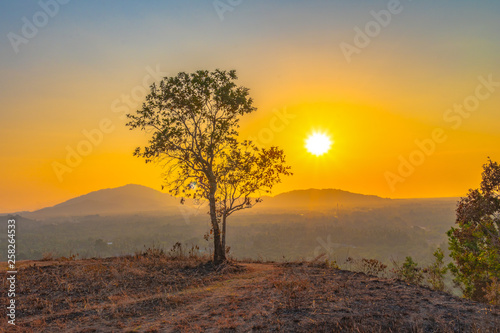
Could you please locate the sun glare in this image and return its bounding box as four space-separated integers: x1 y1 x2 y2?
305 132 332 156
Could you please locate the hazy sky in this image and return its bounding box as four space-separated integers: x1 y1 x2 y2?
1 0 500 212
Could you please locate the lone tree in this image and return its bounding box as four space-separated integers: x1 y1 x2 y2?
126 70 291 264
447 158 500 302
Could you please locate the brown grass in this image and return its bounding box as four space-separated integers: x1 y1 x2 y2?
1 257 499 332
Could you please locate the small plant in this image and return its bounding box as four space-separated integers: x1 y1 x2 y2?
142 245 166 259
424 248 448 291
189 245 201 258
169 242 184 259
360 258 387 277
326 259 340 270
345 256 354 270
343 257 387 277
59 253 79 261
393 256 424 285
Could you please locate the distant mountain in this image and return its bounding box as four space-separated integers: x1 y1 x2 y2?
20 184 183 220
12 184 457 221
256 188 393 212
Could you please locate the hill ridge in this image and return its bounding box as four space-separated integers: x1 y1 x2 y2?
8 184 458 219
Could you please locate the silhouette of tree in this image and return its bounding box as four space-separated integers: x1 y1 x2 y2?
126 70 291 263
448 158 500 302
215 140 292 252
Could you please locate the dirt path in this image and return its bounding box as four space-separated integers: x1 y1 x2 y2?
128 263 282 332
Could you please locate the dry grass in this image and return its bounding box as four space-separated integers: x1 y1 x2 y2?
0 249 244 332
1 257 499 332
273 271 310 309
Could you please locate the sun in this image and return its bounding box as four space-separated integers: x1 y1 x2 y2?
305 132 333 156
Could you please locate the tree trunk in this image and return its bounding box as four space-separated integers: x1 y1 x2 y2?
209 182 225 264
222 214 227 255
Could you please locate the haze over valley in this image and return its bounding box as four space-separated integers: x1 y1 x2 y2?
1 184 457 265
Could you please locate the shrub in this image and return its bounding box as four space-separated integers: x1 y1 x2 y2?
360 258 387 277
393 256 424 285
141 245 167 259
169 242 184 259
424 248 448 291
344 257 387 277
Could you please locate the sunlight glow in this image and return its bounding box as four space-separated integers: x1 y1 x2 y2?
305 132 332 156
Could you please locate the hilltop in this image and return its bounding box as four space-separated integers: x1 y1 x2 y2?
1 256 498 332
254 188 394 213
18 184 181 220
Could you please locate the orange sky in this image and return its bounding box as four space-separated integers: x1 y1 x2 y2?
1 1 500 212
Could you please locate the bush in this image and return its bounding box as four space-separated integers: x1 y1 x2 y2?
360 258 387 277
393 256 424 285
424 248 448 291
344 257 387 277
